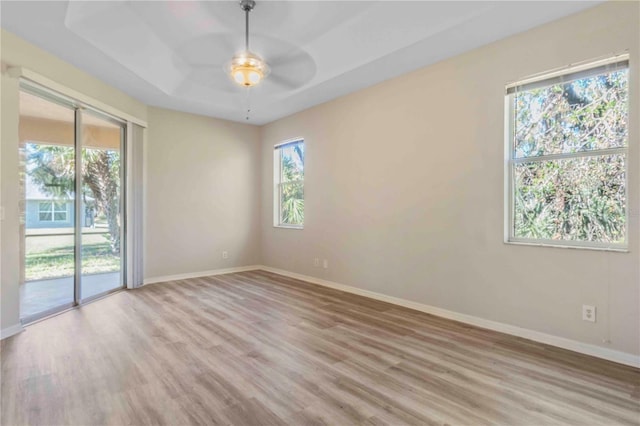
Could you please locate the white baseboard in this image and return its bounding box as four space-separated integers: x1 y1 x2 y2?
1 323 24 340
257 265 640 369
143 265 262 285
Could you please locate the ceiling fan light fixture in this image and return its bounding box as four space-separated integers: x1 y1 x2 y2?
229 51 268 87
228 0 268 88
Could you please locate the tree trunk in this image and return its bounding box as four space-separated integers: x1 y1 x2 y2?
84 150 120 256
106 199 120 255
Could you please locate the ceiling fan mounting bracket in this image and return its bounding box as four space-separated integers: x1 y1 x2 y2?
240 0 256 12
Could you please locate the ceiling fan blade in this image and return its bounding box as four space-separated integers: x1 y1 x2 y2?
267 49 317 90
187 62 226 69
179 66 236 93
268 49 311 68
267 74 300 91
175 33 242 68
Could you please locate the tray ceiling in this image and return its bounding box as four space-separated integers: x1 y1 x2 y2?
1 1 601 124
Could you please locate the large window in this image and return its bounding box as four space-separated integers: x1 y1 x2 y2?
506 57 628 249
274 139 304 228
38 201 68 222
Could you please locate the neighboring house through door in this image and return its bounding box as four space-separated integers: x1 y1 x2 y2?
25 174 94 229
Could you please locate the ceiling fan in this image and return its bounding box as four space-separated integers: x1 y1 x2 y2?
174 0 317 118
227 0 268 87
215 0 315 93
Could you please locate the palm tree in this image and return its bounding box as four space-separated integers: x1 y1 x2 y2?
27 144 122 254
280 145 304 225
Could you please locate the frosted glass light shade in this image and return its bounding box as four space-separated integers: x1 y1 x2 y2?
229 52 268 87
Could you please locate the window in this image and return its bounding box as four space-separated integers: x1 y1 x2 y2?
506 57 629 249
274 139 304 228
39 201 68 222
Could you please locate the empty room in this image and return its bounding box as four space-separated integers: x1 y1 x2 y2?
1 1 639 425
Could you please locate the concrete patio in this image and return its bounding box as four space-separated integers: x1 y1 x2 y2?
20 271 122 320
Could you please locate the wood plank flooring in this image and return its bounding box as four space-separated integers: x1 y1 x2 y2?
2 270 639 425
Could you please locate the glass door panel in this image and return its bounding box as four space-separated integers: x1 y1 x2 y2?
80 110 124 300
19 90 76 321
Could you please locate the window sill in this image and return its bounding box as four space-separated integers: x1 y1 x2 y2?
274 224 304 230
504 240 628 253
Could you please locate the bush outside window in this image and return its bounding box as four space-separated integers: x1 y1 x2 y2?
507 58 628 249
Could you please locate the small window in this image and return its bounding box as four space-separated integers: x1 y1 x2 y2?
506 57 628 249
39 201 67 222
38 202 52 221
274 139 304 228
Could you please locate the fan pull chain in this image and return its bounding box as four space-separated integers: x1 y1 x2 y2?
245 87 251 121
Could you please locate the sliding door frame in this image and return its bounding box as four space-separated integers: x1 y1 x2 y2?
77 108 128 305
74 108 83 303
19 80 128 322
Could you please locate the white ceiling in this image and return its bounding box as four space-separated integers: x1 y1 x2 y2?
1 1 602 125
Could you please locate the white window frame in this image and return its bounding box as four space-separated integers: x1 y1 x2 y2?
273 138 304 229
504 56 629 251
39 201 68 222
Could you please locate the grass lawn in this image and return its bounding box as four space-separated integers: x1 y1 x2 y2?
26 233 120 281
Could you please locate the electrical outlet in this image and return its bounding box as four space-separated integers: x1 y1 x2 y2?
222 251 228 259
314 258 320 267
582 305 596 322
323 259 328 269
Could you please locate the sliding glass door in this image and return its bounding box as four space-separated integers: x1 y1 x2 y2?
19 85 126 323
19 91 77 319
80 110 125 302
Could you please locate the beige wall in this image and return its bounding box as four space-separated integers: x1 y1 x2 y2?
144 107 261 279
1 72 21 333
260 2 640 356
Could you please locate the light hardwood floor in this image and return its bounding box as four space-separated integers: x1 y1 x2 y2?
2 270 639 425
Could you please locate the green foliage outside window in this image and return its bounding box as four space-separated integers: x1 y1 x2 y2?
279 142 304 226
512 68 628 244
